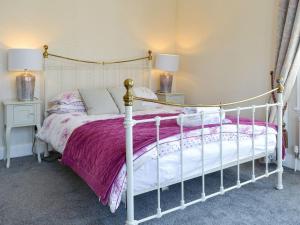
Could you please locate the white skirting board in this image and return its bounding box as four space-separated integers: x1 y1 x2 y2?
0 143 33 160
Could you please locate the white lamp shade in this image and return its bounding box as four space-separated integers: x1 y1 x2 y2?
155 54 179 72
8 48 43 71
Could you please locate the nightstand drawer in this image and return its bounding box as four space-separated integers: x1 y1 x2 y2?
13 105 35 125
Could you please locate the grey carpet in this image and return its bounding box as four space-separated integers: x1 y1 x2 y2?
0 156 300 225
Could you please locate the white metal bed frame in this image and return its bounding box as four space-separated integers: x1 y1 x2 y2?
42 46 284 225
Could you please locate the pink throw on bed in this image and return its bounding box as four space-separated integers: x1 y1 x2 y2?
61 113 282 205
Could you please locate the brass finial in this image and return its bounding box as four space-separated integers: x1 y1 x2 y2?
123 79 134 106
276 77 284 93
148 50 152 60
43 45 49 58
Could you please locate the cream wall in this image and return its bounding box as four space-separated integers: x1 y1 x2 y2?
175 0 278 108
1 0 292 165
0 0 177 158
175 0 300 169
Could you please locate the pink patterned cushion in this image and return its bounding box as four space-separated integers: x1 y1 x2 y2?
49 90 82 105
48 90 86 114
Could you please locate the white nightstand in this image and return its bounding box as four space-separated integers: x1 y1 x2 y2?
156 92 185 104
2 100 42 168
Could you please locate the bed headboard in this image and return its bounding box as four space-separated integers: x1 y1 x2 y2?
43 45 153 113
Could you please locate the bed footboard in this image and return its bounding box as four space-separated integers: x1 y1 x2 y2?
123 78 284 225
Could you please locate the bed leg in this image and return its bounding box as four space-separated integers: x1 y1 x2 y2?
124 79 138 225
277 170 283 190
276 78 284 190
44 144 50 157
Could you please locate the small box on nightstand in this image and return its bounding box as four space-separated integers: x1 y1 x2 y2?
156 92 185 104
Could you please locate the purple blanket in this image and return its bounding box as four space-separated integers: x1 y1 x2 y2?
61 113 282 205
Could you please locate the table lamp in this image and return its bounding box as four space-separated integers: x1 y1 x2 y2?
8 49 43 101
155 53 179 93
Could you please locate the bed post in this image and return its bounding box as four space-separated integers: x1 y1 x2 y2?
147 50 153 89
276 77 284 190
123 79 137 225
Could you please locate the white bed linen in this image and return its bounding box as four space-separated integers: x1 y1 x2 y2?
37 108 277 213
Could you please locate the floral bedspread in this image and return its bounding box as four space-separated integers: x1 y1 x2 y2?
37 110 277 213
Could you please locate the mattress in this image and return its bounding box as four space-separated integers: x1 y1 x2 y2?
37 107 277 212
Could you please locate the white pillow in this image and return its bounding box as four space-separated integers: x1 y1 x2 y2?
47 90 86 114
49 90 82 105
133 87 160 109
79 88 119 115
177 107 225 127
47 102 86 114
107 87 144 113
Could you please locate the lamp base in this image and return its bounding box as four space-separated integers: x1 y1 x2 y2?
16 73 35 101
159 73 173 93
